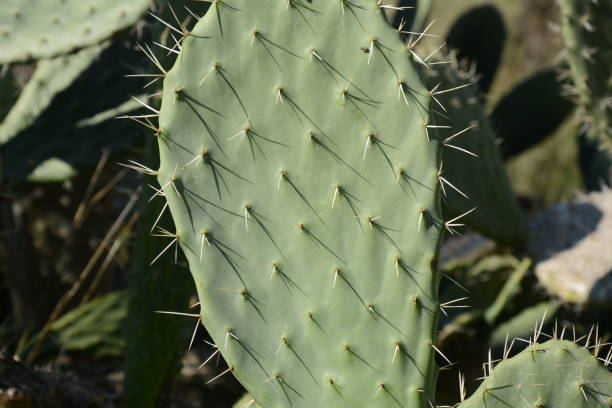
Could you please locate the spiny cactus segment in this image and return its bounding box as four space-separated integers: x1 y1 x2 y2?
560 0 612 146
147 0 474 406
459 339 612 408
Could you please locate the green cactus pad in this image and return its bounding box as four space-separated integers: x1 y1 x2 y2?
157 1 446 407
1 40 147 183
423 63 528 247
560 0 612 146
0 0 151 64
459 339 612 408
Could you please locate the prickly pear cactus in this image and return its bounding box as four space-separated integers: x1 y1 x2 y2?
422 62 528 247
459 340 612 408
0 0 151 64
560 0 612 146
156 1 447 407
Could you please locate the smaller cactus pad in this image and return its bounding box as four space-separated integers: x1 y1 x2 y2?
459 339 612 408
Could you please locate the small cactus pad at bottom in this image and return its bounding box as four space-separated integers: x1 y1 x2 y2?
458 339 612 408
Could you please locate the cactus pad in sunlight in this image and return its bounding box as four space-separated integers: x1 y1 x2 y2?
154 1 451 406
458 339 612 408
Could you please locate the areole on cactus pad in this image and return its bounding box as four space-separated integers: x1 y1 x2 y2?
147 1 612 407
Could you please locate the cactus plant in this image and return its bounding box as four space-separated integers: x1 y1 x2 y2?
139 1 611 407
560 0 612 191
19 291 127 360
156 1 443 406
0 0 152 64
458 339 612 408
123 180 194 407
560 0 612 146
422 63 528 247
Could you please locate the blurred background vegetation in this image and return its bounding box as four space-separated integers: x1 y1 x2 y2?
0 1 610 407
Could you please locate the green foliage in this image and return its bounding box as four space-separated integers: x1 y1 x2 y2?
458 340 612 408
157 1 444 406
21 291 127 360
423 64 528 247
446 5 505 94
560 0 612 192
0 0 151 64
560 0 612 146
